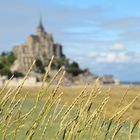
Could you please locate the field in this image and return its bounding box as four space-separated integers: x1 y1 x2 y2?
0 84 140 140
15 85 140 121
1 60 140 140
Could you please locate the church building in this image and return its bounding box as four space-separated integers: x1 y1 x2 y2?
13 19 63 71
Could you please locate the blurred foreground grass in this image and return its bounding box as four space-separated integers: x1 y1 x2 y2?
1 85 139 140
1 59 140 140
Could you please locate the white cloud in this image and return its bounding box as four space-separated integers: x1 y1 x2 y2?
87 42 140 63
118 52 128 62
110 43 125 51
95 52 128 63
89 51 140 63
106 53 116 62
88 51 98 57
96 53 116 63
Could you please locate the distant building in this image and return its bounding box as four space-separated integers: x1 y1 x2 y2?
13 18 64 71
102 75 115 84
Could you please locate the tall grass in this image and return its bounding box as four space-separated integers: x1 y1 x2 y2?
0 58 140 140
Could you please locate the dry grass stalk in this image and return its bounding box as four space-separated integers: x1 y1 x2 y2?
0 59 140 140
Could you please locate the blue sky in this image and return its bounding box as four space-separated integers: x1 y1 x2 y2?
1 0 140 81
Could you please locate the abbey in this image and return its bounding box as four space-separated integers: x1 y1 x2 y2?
13 19 64 71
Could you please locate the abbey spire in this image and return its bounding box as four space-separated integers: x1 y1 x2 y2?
37 16 45 36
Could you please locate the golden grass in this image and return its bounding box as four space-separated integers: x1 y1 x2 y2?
2 85 139 122
0 58 140 139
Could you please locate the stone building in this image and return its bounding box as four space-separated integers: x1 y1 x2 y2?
12 19 63 71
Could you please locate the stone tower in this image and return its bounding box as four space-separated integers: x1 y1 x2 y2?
12 19 64 72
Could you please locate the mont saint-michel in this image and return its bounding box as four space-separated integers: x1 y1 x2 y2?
12 19 64 72
0 19 117 86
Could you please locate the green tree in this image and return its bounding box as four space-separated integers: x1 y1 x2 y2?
66 61 83 76
35 59 45 73
0 51 17 78
13 71 24 78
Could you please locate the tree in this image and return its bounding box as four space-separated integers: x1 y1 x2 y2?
66 61 83 76
0 68 12 79
35 59 45 73
69 62 79 69
0 51 16 78
13 71 24 78
0 52 16 69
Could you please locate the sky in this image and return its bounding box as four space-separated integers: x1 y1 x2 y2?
1 0 140 82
